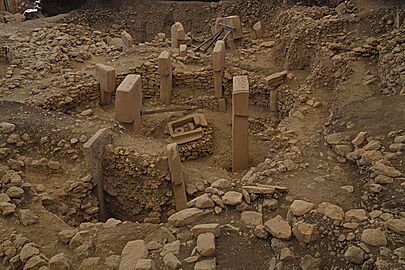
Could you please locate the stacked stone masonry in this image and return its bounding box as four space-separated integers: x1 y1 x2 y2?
103 147 172 222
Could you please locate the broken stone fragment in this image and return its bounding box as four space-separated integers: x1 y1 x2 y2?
19 243 40 263
191 224 221 237
361 228 387 247
300 255 321 270
195 194 215 209
18 209 38 226
370 161 402 177
385 219 405 235
242 185 276 195
253 225 269 239
317 202 344 220
24 255 48 270
80 257 101 269
290 200 314 216
211 178 231 190
135 259 156 270
292 222 319 243
119 240 148 270
344 246 364 265
345 209 368 222
194 258 216 270
0 202 16 216
49 253 71 270
280 247 295 261
264 215 292 240
160 240 180 257
69 233 85 250
196 233 216 257
6 186 24 199
0 122 16 134
241 211 263 228
352 131 368 146
163 253 181 270
221 191 243 205
325 133 344 145
58 229 78 244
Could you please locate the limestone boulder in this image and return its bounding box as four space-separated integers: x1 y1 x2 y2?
292 222 319 243
222 191 243 205
119 240 148 270
361 229 387 247
168 208 204 227
290 200 314 216
386 219 405 235
197 233 216 257
344 246 364 265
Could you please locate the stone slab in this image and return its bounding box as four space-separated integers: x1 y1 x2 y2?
115 74 142 125
83 128 111 221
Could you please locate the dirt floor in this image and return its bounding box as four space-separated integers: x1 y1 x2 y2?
0 0 404 270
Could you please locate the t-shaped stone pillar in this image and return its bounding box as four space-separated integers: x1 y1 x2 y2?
158 51 173 105
95 64 116 106
232 76 249 172
212 40 226 98
115 74 142 132
167 143 187 211
171 22 185 49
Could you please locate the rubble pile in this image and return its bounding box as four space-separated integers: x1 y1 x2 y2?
377 27 405 95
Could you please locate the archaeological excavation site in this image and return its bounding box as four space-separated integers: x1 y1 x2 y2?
0 0 405 269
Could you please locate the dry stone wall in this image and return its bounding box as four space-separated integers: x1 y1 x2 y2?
377 27 405 95
177 127 214 161
103 146 172 223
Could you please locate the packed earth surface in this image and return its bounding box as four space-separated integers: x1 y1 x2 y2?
0 0 405 270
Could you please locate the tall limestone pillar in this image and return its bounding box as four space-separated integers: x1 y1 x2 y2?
158 51 173 105
167 143 188 211
212 40 226 98
232 76 249 172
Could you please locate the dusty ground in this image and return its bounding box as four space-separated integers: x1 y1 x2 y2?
0 0 404 270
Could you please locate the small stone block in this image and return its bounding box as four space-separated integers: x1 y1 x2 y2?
212 40 226 72
95 64 116 93
179 45 187 57
135 259 156 270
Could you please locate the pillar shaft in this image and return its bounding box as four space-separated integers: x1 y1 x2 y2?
269 88 278 113
158 51 173 105
213 40 226 98
83 128 111 221
167 143 187 211
95 64 116 106
232 76 249 172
